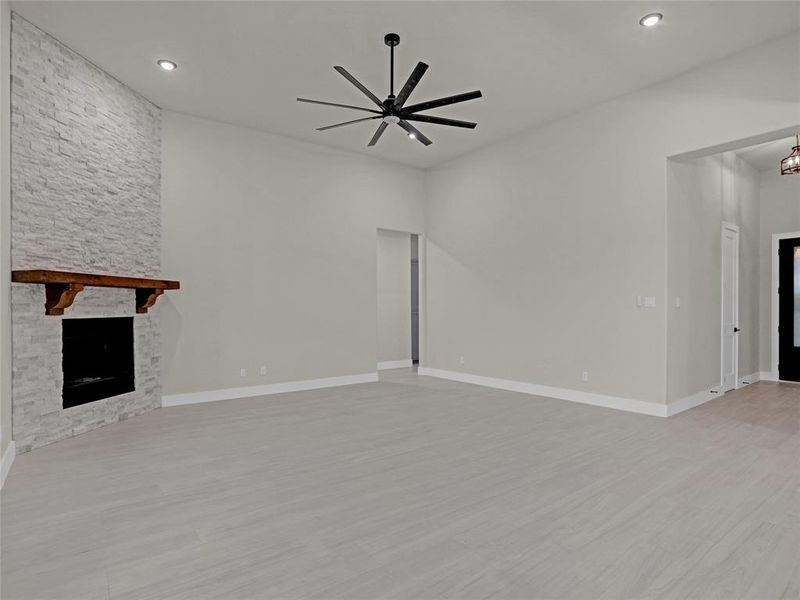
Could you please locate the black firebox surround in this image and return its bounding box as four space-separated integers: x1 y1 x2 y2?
62 317 135 409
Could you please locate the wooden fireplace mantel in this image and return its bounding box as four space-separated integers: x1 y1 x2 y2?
11 270 180 315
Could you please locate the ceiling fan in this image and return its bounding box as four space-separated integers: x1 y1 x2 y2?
297 33 482 147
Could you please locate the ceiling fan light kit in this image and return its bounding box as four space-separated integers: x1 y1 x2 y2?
297 33 482 147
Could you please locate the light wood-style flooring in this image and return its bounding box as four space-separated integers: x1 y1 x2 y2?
1 369 798 599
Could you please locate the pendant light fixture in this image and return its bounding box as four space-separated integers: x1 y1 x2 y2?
780 135 800 175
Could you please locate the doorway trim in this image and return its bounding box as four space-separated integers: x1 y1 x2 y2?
770 231 800 380
721 222 740 392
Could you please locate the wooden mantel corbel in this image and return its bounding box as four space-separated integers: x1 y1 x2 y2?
44 282 85 316
11 270 180 316
135 288 164 314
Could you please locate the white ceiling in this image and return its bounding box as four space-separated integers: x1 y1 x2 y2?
738 136 799 172
11 1 800 169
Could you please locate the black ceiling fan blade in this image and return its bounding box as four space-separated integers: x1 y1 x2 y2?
402 114 477 129
398 120 432 146
393 61 429 109
402 90 483 114
297 98 382 115
317 116 380 131
333 66 385 109
367 121 388 147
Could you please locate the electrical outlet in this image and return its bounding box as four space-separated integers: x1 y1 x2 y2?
581 370 589 382
259 365 267 376
240 368 247 377
459 356 465 365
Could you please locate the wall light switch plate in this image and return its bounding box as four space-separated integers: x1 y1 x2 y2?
581 370 589 382
644 296 656 308
240 368 247 377
260 366 267 375
675 297 681 308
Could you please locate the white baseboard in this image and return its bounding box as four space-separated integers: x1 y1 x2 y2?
737 372 760 387
666 388 721 417
758 371 800 385
760 371 778 382
418 367 668 417
666 372 762 417
377 359 413 371
1 441 16 489
162 372 379 408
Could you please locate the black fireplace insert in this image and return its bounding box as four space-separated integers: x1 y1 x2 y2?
62 317 135 409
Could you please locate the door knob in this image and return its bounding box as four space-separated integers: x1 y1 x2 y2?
734 327 740 333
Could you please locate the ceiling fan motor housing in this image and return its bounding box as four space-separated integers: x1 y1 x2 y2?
384 33 400 47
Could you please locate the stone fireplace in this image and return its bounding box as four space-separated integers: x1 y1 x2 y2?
10 14 163 452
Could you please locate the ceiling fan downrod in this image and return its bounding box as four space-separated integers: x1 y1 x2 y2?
384 33 400 100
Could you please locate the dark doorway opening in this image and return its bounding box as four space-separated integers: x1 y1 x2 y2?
778 237 800 382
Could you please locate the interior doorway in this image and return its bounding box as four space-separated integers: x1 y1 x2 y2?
411 234 419 364
721 223 740 392
667 130 799 404
376 229 420 371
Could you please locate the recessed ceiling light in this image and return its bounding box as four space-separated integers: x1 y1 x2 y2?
157 59 177 71
639 13 663 27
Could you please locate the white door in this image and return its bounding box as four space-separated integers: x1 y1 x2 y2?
721 224 739 392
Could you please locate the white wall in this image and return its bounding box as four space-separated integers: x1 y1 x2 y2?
161 112 425 396
0 0 12 465
736 158 762 381
667 156 725 401
425 33 799 406
758 170 800 375
377 229 411 365
666 153 760 403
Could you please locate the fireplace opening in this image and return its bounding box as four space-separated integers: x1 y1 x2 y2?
62 317 135 409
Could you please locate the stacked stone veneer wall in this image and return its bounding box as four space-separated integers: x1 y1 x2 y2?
10 14 162 452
